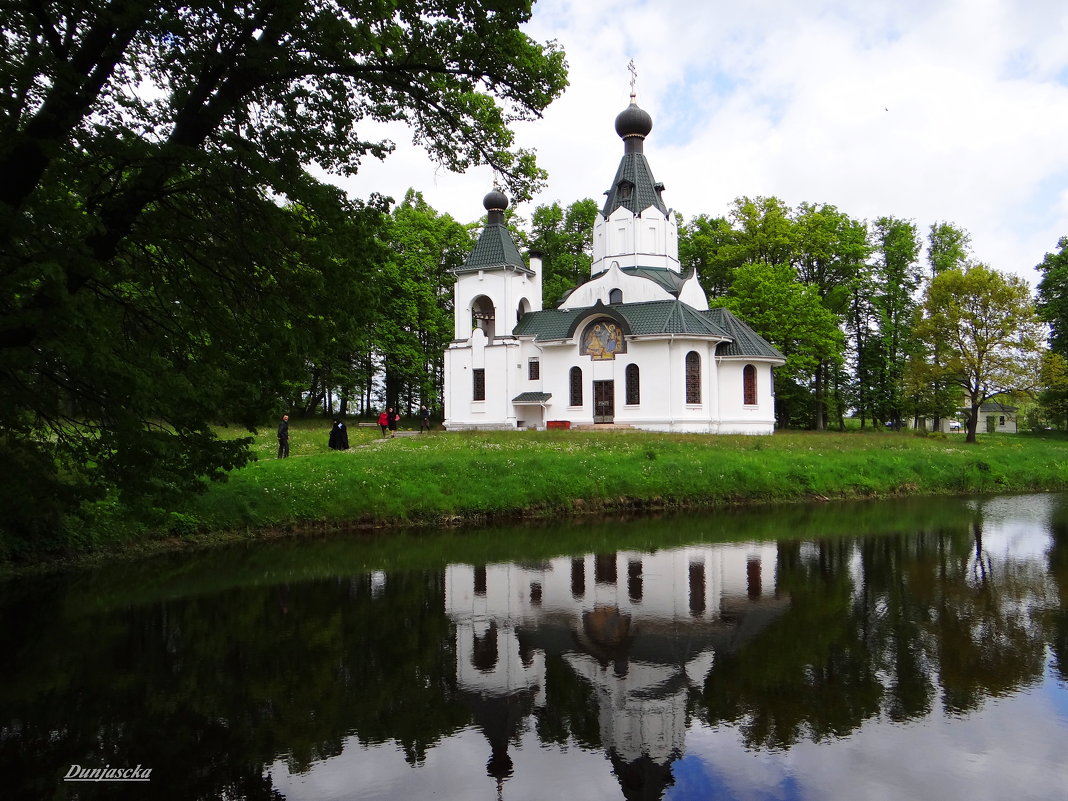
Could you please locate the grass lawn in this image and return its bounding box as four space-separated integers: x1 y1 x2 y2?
163 421 1068 541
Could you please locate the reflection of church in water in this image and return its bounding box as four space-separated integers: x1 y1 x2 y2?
445 544 789 800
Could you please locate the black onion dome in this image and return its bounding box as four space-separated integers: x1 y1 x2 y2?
456 188 528 276
614 100 653 139
483 189 508 212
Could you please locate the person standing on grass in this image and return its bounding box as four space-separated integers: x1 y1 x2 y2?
377 409 389 438
419 405 431 433
277 414 290 459
329 417 349 450
388 407 400 438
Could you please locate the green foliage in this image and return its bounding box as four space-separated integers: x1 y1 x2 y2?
793 202 871 308
718 263 844 382
690 196 869 429
679 213 741 298
529 198 598 306
1039 351 1068 430
927 221 972 276
1036 235 1068 356
913 264 1044 442
0 1 568 546
857 216 923 426
715 262 844 428
375 190 472 413
727 196 798 266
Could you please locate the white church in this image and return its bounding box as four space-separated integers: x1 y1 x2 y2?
443 92 784 434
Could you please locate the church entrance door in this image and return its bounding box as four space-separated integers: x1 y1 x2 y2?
593 380 615 424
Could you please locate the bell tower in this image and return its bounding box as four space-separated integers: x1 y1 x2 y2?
452 190 542 341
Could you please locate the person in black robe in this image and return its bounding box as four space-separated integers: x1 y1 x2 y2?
328 418 349 450
277 414 289 458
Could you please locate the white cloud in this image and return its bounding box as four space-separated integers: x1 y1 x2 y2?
329 0 1068 283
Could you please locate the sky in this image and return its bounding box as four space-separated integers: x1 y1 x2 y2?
333 0 1068 285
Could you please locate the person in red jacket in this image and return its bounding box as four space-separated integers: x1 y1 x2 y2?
377 409 389 438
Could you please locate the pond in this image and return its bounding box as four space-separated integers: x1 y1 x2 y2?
2 493 1067 801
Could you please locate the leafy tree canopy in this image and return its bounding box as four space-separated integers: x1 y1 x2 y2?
926 221 971 277
1035 235 1068 356
715 262 844 385
678 213 739 299
913 264 1043 442
528 198 597 306
0 0 568 549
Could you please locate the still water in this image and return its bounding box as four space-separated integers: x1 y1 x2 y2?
2 493 1067 801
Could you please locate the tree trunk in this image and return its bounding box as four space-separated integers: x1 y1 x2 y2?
965 403 980 443
813 362 825 431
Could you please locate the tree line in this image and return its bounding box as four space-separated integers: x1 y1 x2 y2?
524 195 1064 442
0 0 566 546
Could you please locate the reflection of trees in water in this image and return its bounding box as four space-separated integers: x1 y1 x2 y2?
700 538 883 749
1 514 1064 800
1046 496 1068 682
933 517 1046 714
533 652 603 750
0 570 470 799
697 520 1055 749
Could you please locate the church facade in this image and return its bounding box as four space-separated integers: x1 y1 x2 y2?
443 95 784 434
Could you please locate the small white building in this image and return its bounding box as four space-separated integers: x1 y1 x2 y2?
443 94 785 434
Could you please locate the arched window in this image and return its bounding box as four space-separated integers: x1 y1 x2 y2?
609 288 623 304
517 297 530 322
471 622 498 672
743 364 757 405
625 363 640 405
569 366 583 406
471 295 495 338
685 351 701 404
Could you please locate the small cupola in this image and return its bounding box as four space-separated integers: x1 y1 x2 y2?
614 99 653 154
600 93 668 217
483 188 508 225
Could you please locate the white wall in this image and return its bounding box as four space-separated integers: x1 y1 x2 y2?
453 267 541 340
716 361 778 435
591 206 680 275
447 333 779 435
561 262 676 309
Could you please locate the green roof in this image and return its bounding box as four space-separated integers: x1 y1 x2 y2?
513 307 581 340
515 300 728 340
705 307 784 359
455 221 530 274
619 266 686 294
512 392 552 403
602 153 668 217
622 300 727 336
513 300 784 362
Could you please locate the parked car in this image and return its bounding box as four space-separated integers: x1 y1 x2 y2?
949 420 961 430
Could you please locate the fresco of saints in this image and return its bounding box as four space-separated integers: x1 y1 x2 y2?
583 321 625 360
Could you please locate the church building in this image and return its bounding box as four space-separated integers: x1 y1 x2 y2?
443 92 784 434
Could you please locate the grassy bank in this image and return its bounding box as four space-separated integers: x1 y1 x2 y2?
179 424 1068 534
16 421 1068 565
